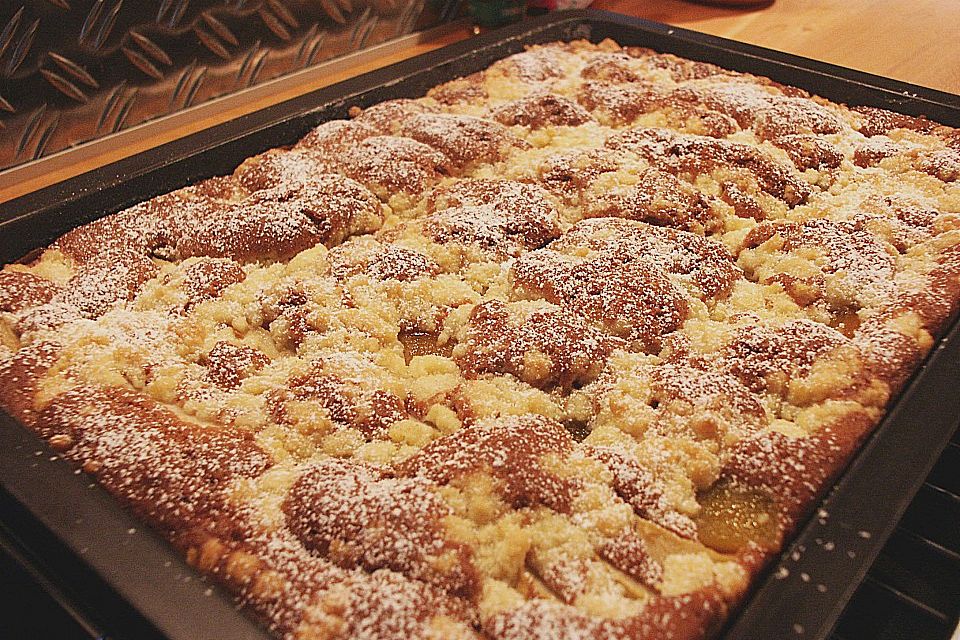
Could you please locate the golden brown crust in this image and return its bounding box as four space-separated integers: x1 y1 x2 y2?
852 105 937 137
512 246 689 351
577 80 665 125
0 271 59 313
453 299 623 391
284 458 480 599
489 93 594 129
535 149 620 204
624 47 728 81
268 358 408 440
396 415 579 513
721 409 873 532
775 134 844 171
337 135 453 196
423 180 562 259
328 238 441 282
176 259 247 312
398 113 530 170
582 168 720 234
588 446 697 539
36 385 272 543
203 341 270 389
607 127 812 206
0 341 60 426
552 218 741 301
741 218 897 312
1 37 959 640
486 588 725 640
428 72 488 107
293 118 379 153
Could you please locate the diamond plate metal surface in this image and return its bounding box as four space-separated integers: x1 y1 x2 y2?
0 0 461 170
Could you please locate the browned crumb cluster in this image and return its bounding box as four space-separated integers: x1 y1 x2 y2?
1 38 959 640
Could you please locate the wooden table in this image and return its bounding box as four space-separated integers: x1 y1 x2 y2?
1 0 957 203
594 0 960 94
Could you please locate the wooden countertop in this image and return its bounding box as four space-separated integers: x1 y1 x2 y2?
593 0 960 95
1 0 958 203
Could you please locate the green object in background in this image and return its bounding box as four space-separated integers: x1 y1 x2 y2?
467 0 527 27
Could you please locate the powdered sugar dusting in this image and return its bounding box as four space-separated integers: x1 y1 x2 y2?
284 457 478 598
2 35 959 640
396 414 580 513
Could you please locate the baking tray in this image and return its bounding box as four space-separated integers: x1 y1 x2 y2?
1 9 959 640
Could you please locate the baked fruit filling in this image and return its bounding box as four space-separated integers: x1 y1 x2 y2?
2 38 959 640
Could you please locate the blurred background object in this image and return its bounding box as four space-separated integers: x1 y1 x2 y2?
526 0 594 11
0 0 464 172
681 0 773 7
467 0 526 27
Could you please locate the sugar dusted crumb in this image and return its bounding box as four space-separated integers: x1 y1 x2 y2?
0 36 958 640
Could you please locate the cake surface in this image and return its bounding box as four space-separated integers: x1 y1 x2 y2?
1 38 960 640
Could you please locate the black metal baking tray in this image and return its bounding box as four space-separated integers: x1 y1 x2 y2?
1 9 959 640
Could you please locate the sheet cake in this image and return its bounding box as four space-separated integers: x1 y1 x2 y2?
1 38 959 639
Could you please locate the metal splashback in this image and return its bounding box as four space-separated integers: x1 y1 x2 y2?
0 0 463 171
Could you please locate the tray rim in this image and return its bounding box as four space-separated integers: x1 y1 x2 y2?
1 9 959 640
